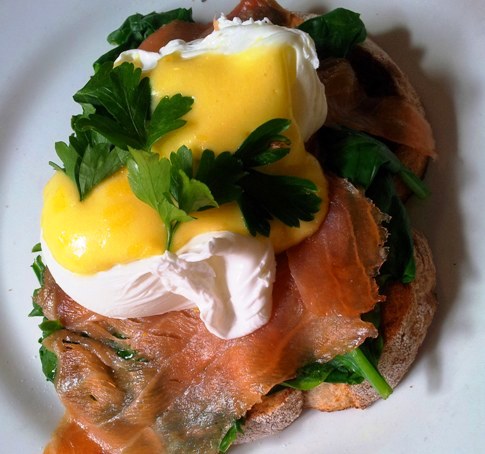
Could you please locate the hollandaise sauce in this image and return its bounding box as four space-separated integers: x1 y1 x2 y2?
42 31 327 275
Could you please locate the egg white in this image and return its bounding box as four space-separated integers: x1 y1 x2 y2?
42 231 276 339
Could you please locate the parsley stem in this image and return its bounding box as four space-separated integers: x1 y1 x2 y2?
166 222 179 252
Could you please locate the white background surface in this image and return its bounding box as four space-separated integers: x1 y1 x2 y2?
1 0 484 452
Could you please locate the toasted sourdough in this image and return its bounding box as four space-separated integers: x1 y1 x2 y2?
237 231 437 443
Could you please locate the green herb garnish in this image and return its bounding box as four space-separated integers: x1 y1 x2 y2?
127 147 217 250
51 132 127 201
196 119 322 237
50 62 194 200
74 63 193 151
127 118 321 248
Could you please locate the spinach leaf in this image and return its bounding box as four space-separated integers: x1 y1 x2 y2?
31 254 46 287
219 418 244 453
298 8 366 58
281 347 392 399
39 319 64 339
360 303 385 367
321 127 429 198
31 242 42 253
35 318 63 383
367 173 416 284
29 252 62 383
94 8 194 71
281 361 363 391
331 349 392 398
39 346 58 383
321 127 427 283
28 302 44 318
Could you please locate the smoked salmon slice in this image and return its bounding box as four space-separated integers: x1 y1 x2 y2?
227 0 303 26
38 175 385 453
138 21 209 52
320 58 436 157
287 175 387 318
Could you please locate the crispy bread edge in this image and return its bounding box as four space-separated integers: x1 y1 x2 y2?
234 388 304 445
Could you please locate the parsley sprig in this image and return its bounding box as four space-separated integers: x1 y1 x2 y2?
73 62 193 151
127 147 217 250
51 62 193 200
196 119 322 236
126 119 321 246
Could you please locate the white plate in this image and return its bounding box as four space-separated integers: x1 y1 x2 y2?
1 0 484 452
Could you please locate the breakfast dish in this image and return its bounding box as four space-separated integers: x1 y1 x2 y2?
2 0 484 452
27 0 441 452
25 0 442 453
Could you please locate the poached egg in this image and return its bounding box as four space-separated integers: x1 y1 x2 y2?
40 16 328 339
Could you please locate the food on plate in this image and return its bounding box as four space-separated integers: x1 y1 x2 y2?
29 0 437 452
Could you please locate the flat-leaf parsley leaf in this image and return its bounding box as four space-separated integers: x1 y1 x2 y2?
196 119 322 237
127 148 217 250
74 62 193 151
51 62 193 201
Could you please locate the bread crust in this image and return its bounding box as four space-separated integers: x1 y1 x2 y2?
238 230 437 442
235 389 304 444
